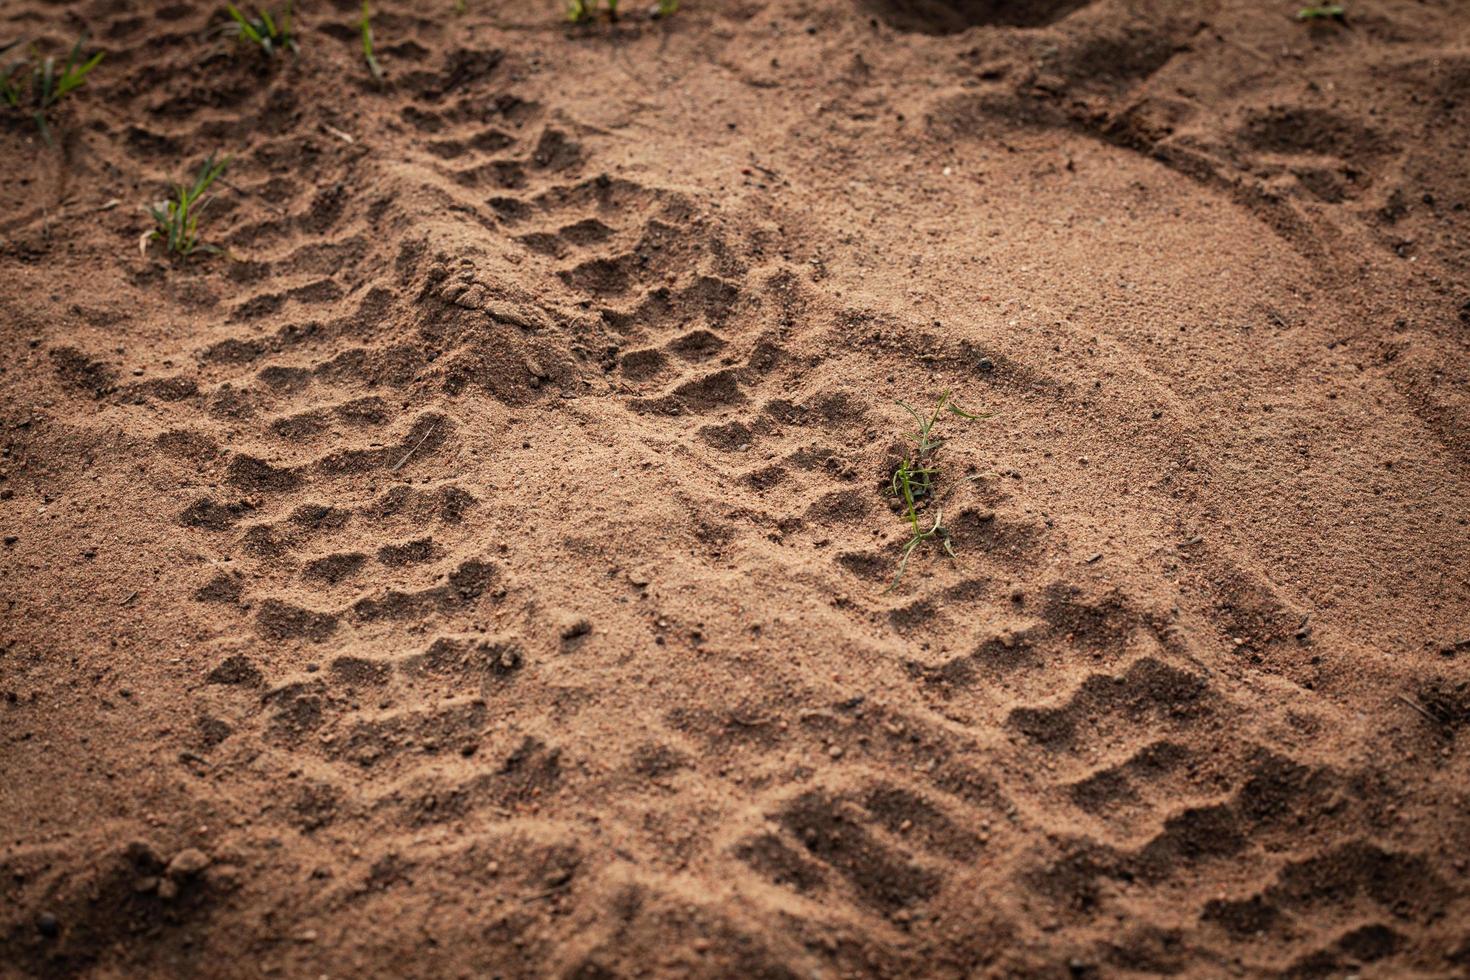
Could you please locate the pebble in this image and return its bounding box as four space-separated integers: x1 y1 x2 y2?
167 848 211 879
560 617 592 641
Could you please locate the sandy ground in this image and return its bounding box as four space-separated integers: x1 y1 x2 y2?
2 0 1469 976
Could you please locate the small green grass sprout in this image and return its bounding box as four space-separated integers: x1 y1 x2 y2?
568 0 674 23
360 0 383 81
144 154 231 258
883 390 988 592
1296 4 1345 20
2 36 104 145
225 3 297 56
1 41 25 108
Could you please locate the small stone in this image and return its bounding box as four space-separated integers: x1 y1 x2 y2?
167 848 211 879
559 617 592 642
36 912 59 938
828 745 844 759
454 283 487 309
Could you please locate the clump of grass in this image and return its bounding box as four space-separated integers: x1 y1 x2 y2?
1 41 26 107
360 0 383 81
225 3 297 55
567 0 676 23
1296 4 1345 20
883 390 986 591
0 41 25 101
1 36 104 145
143 154 232 258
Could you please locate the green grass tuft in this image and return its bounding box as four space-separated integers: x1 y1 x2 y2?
0 42 26 110
361 0 383 81
225 2 298 55
883 390 988 592
567 0 676 23
1296 4 1345 20
144 154 232 258
1 36 104 145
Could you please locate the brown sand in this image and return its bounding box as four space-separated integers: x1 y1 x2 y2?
2 0 1469 976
